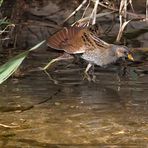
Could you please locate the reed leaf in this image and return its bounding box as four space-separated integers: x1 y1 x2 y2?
0 40 45 84
0 0 3 7
116 20 131 42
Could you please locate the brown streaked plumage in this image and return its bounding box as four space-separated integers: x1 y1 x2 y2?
44 26 134 81
47 27 90 54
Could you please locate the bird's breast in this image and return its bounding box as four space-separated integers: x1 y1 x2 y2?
81 49 118 66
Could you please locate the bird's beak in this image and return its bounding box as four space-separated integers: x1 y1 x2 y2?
127 53 134 61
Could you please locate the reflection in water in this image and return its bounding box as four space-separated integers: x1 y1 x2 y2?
0 51 147 147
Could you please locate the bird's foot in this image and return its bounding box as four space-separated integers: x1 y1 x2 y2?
83 72 92 82
83 72 96 82
91 75 96 82
43 69 59 84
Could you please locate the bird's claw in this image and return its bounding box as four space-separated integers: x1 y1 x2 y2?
83 72 96 82
91 75 96 82
83 72 91 82
41 68 59 84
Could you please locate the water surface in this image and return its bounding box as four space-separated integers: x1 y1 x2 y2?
0 51 147 148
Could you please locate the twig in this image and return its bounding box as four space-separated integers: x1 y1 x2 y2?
116 20 131 42
116 0 129 42
90 0 99 25
37 89 61 105
20 89 61 112
0 24 15 35
146 0 148 22
77 11 116 25
97 1 145 20
0 123 20 128
81 0 91 18
129 0 135 12
119 0 127 28
63 0 87 23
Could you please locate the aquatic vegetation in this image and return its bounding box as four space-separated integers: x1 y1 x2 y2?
0 40 45 84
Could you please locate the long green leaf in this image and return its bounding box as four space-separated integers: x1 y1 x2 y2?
0 18 10 26
0 0 3 7
0 40 45 84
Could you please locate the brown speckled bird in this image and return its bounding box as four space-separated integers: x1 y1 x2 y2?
43 26 134 81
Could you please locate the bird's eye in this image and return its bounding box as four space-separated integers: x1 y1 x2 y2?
124 51 128 55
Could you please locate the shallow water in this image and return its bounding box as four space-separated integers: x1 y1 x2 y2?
0 50 147 148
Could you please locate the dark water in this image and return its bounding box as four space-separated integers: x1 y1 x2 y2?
0 49 147 147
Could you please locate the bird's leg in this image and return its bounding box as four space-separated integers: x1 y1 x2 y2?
43 53 74 70
89 64 96 82
83 63 93 81
41 53 74 84
117 61 129 78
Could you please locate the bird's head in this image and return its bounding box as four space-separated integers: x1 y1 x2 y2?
112 45 134 61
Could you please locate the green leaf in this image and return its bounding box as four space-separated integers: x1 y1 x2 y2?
0 18 10 26
0 0 3 7
0 40 45 84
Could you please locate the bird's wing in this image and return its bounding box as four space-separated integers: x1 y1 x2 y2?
47 27 87 54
